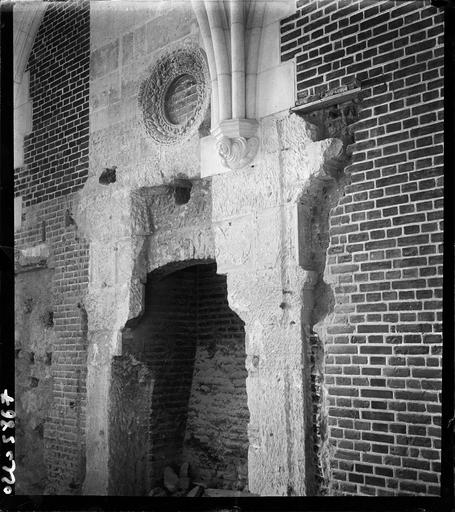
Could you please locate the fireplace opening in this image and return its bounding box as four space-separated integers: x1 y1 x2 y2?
115 261 249 495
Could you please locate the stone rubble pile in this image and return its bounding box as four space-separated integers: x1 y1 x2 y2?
148 462 254 497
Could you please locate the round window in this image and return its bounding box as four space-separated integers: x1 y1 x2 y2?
164 74 198 126
138 46 210 144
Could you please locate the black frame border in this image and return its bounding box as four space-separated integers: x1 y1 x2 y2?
1 1 454 511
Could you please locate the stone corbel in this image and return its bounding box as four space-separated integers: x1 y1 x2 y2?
212 118 259 170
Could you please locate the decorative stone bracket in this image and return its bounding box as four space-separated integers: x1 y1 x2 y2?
212 118 259 170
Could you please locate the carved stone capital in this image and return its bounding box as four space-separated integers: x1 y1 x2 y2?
212 119 259 170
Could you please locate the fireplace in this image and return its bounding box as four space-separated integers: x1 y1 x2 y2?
109 261 248 495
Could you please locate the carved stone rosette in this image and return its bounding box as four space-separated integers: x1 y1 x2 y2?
212 119 259 170
138 43 211 145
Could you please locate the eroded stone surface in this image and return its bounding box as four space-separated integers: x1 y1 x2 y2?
15 268 56 494
79 109 345 496
208 113 345 496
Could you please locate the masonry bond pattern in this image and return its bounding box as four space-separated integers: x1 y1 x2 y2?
15 1 90 207
281 0 444 497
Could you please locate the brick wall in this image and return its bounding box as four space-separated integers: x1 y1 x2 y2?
280 0 444 496
15 196 89 493
14 0 91 494
122 262 249 491
15 0 89 207
123 265 199 485
183 264 249 491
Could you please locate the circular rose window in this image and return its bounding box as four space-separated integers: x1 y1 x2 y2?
138 46 210 144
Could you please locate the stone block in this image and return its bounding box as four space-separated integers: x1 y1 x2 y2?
256 61 295 119
213 216 254 272
76 186 133 243
277 112 317 151
200 135 226 178
14 99 32 168
90 40 119 80
90 2 161 51
14 196 22 232
14 70 29 108
90 108 109 134
145 8 193 54
147 226 215 272
14 128 24 169
122 32 134 65
211 160 281 221
261 114 281 154
90 71 120 111
263 0 296 25
226 267 281 312
254 207 282 270
89 242 116 288
258 21 280 74
133 24 147 60
85 288 120 332
121 67 139 100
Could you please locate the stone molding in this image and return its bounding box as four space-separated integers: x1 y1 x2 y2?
138 43 211 145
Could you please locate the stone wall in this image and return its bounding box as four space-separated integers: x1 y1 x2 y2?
15 268 55 494
210 112 347 496
280 0 444 496
89 1 203 188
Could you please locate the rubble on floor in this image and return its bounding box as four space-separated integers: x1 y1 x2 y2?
148 463 255 497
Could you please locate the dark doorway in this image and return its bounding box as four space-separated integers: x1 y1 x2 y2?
112 261 249 495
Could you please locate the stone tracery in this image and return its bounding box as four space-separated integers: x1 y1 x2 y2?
138 44 211 144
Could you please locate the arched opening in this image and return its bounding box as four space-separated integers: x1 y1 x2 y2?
109 261 249 495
